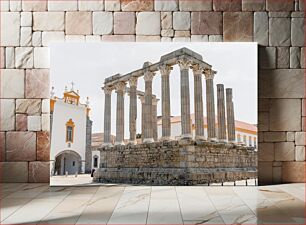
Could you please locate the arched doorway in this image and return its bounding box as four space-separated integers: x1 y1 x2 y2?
54 150 82 175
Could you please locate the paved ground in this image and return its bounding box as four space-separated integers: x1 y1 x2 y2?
0 183 304 224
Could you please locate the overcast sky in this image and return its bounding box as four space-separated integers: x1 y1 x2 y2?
51 43 257 135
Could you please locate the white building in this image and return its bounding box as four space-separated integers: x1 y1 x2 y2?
157 114 257 149
50 85 93 175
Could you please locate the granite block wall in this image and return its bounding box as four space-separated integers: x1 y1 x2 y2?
0 0 305 184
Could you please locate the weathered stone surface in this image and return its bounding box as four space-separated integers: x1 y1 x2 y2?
65 35 86 42
42 99 50 113
0 132 5 161
6 132 36 161
102 35 135 42
33 12 65 31
15 47 33 68
303 99 306 117
223 12 253 41
25 69 49 98
155 0 178 11
191 35 208 42
16 114 27 131
258 162 272 185
1 12 20 46
295 146 305 161
287 132 295 142
161 12 172 29
5 47 14 68
105 0 120 11
29 161 49 183
136 36 161 42
242 0 265 11
0 162 28 182
268 12 290 18
264 132 287 142
269 18 291 46
275 142 295 161
161 37 172 42
270 99 301 131
114 12 135 35
208 35 223 42
299 0 304 11
258 143 274 161
34 47 50 68
22 0 47 11
10 0 21 11
41 113 50 131
290 47 301 69
258 112 269 131
20 27 32 47
48 0 77 11
191 12 222 35
0 47 5 69
301 47 305 69
282 162 305 182
259 69 304 98
78 0 104 11
213 0 242 11
161 29 174 37
0 69 24 98
291 18 304 47
66 12 92 35
173 37 190 42
32 31 42 47
254 12 268 46
37 131 50 161
175 31 190 37
1 0 9 11
121 0 153 11
276 47 289 68
295 132 305 146
42 32 65 46
179 0 212 11
0 99 15 131
16 99 41 115
136 12 160 35
21 12 32 27
259 47 276 69
173 12 190 30
85 35 101 42
27 115 41 131
266 0 294 11
93 12 113 35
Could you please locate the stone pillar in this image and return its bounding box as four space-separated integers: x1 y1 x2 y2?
204 69 217 141
115 82 126 145
159 64 172 140
152 97 158 141
129 77 138 144
226 88 236 142
143 71 155 143
177 58 192 139
103 86 112 146
217 84 226 141
192 64 205 140
139 96 145 142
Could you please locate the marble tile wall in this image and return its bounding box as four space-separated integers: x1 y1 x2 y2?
0 0 304 184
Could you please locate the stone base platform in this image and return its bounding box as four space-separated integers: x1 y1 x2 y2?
94 140 257 185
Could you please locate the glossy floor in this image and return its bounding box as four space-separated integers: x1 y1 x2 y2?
0 183 305 224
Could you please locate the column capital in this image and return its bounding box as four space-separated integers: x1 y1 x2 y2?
159 64 173 76
129 76 138 87
144 71 155 82
115 82 126 92
191 64 204 75
177 58 191 70
204 69 216 80
104 86 113 95
138 95 145 103
152 97 159 105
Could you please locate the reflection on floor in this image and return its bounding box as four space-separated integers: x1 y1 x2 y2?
0 183 304 224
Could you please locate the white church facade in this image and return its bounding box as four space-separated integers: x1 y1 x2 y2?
50 85 93 175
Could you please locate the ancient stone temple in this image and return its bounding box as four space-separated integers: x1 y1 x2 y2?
95 48 257 185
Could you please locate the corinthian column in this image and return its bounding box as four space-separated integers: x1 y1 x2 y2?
226 88 236 142
204 69 217 141
143 71 155 143
103 86 112 146
152 97 158 141
129 77 138 144
177 58 192 139
115 82 126 145
192 64 205 140
159 64 172 140
217 84 226 141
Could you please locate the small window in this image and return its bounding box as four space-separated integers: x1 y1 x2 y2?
67 126 73 142
94 157 98 168
249 136 252 146
72 161 75 166
66 119 75 143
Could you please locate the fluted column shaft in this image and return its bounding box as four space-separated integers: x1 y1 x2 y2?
115 82 125 145
103 87 112 145
192 64 204 139
205 70 216 140
152 97 158 141
217 84 226 141
129 77 138 143
139 96 145 141
143 71 155 142
226 88 236 142
178 59 191 138
160 65 172 139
